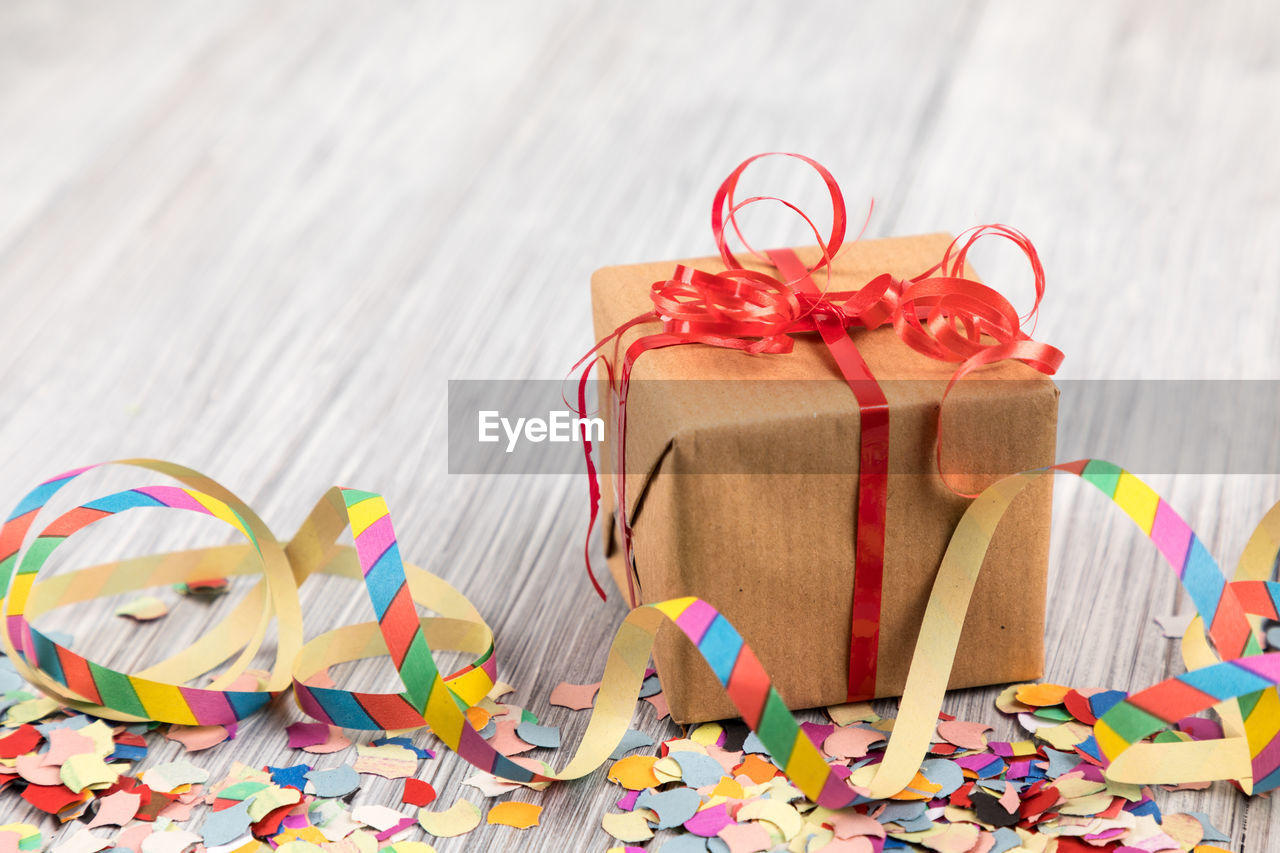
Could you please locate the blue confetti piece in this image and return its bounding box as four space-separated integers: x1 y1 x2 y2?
266 764 311 790
990 827 1022 853
199 799 253 847
609 729 655 760
742 731 770 756
108 744 148 763
669 750 726 788
638 673 663 698
1127 798 1162 821
636 787 702 829
1089 689 1128 718
306 764 360 798
372 735 432 759
919 758 964 798
1042 747 1081 778
516 720 561 749
877 800 930 831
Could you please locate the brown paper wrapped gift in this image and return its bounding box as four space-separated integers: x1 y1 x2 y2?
590 233 1058 724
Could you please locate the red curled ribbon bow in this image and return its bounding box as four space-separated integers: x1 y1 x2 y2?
574 152 1064 702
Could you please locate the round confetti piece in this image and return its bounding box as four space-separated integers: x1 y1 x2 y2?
416 800 481 838
485 801 542 829
1014 683 1071 707
602 810 656 842
736 799 803 842
607 755 661 790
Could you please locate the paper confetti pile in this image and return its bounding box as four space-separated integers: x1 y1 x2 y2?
592 680 1237 853
0 634 1245 853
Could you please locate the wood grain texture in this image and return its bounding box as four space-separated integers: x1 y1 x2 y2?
1 0 1278 847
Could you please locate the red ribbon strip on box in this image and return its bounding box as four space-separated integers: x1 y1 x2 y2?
575 152 1064 702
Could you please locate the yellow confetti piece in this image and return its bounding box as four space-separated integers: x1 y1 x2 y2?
417 800 481 838
79 721 117 758
3 697 60 726
1058 793 1116 816
918 821 981 853
1015 683 1071 707
601 810 655 842
1054 775 1105 798
652 755 683 785
274 826 328 845
1162 813 1205 848
115 595 169 621
381 844 437 853
736 799 803 842
710 777 745 799
486 801 542 829
60 754 118 793
607 755 661 790
994 685 1035 715
1007 739 1039 757
1036 721 1092 751
246 786 301 821
353 743 418 779
690 723 723 745
275 843 325 853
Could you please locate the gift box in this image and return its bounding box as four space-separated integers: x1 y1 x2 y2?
589 233 1059 724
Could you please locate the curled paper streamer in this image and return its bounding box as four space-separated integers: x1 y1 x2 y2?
3 458 1279 800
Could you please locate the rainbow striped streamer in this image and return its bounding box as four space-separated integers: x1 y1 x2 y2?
4 458 1280 802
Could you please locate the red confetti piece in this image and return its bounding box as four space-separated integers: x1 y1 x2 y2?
402 778 437 807
0 724 42 759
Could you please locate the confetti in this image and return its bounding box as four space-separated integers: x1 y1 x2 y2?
549 681 600 710
602 810 656 843
635 788 701 829
165 725 230 752
609 729 655 759
608 755 661 790
401 778 436 807
142 760 209 794
115 596 169 622
353 743 418 779
514 720 561 749
417 800 481 838
304 765 359 798
486 801 543 829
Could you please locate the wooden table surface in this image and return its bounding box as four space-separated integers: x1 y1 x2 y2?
2 0 1278 848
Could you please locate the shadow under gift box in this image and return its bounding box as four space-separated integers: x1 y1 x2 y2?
590 233 1059 724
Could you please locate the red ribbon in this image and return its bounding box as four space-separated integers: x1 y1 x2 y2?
574 153 1063 702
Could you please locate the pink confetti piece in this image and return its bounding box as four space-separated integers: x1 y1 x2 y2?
800 721 835 748
617 789 640 811
164 724 230 752
716 821 775 853
489 718 535 756
936 720 992 751
824 726 887 760
85 790 141 828
828 812 886 840
644 692 670 720
44 728 96 765
549 681 600 710
684 803 733 836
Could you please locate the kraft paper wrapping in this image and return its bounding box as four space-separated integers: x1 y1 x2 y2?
590 234 1059 723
